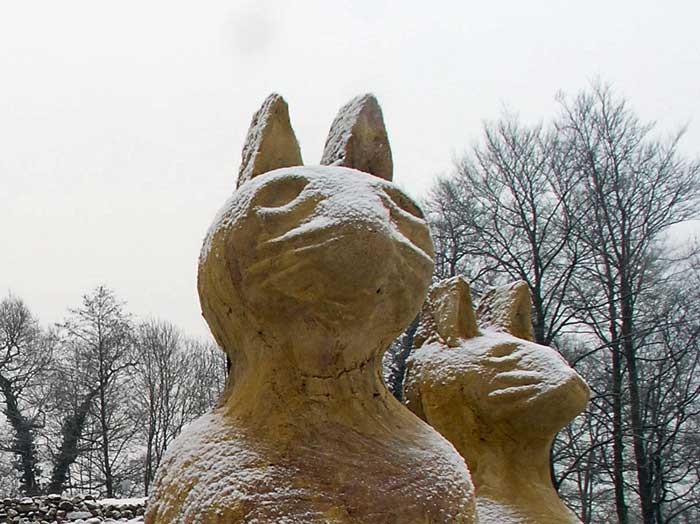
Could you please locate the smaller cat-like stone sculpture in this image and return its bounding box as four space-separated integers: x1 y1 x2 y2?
145 95 476 523
405 277 590 524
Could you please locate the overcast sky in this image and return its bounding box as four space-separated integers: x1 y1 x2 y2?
2 0 699 339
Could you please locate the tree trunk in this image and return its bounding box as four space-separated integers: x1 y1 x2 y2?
99 381 114 497
392 315 420 401
0 375 40 496
48 392 97 494
611 343 628 524
621 286 655 524
144 389 157 496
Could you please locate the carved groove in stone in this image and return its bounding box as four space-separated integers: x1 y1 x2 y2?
405 278 590 524
146 94 476 524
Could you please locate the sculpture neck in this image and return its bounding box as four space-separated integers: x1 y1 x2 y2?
221 347 392 428
473 433 552 494
469 431 575 520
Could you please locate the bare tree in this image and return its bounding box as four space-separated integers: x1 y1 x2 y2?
0 288 228 497
634 259 700 522
553 334 625 523
45 353 102 495
48 286 136 497
426 179 477 280
132 319 226 495
382 316 419 401
134 319 180 495
425 82 700 523
181 338 227 412
558 82 700 524
0 294 52 496
426 116 586 346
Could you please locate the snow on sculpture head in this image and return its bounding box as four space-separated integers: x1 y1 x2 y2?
404 277 590 522
147 94 477 524
198 94 434 382
406 277 590 443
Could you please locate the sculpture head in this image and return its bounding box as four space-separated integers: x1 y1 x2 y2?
408 278 589 442
198 94 434 382
446 329 588 434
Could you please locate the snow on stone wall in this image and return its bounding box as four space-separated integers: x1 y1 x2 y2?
0 494 145 524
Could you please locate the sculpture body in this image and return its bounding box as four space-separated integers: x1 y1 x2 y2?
405 277 590 524
146 95 476 523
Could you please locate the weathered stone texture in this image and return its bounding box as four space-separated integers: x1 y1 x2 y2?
146 95 476 524
237 93 302 188
321 94 393 181
405 277 590 524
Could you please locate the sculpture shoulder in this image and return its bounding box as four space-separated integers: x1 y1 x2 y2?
146 410 477 524
477 497 582 524
145 411 292 523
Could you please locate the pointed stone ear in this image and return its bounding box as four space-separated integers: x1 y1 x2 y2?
320 94 393 181
237 93 303 188
414 276 479 348
476 280 534 341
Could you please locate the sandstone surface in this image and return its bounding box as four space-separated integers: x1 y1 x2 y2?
405 277 590 524
146 95 476 523
320 94 393 181
476 280 534 341
237 93 303 188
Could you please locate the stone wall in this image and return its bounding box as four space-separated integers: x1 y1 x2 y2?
0 495 145 524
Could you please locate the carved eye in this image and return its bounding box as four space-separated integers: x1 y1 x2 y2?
254 176 309 209
485 343 520 359
479 344 525 374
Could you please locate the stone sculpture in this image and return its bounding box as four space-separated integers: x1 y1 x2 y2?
320 94 393 181
405 277 590 524
145 94 476 523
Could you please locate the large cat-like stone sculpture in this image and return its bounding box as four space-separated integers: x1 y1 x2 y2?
145 94 476 523
405 277 590 524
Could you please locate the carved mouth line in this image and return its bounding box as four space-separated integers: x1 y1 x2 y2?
246 229 335 275
253 239 347 289
255 259 307 288
487 384 542 401
264 218 334 246
289 238 340 256
490 370 542 388
250 226 431 277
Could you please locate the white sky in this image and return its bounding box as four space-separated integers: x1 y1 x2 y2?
2 0 699 339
